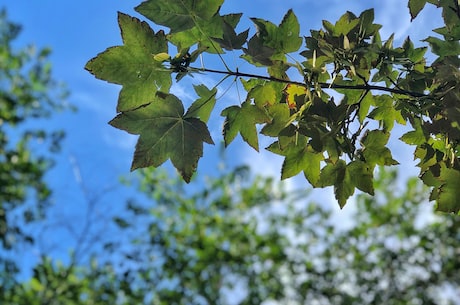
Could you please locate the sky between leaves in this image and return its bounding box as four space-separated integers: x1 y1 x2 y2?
3 0 444 275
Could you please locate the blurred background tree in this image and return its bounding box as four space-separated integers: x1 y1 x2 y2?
4 165 459 305
0 9 68 290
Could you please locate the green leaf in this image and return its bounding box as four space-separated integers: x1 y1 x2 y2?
358 9 382 37
400 119 427 145
184 84 217 123
85 13 171 112
261 103 291 136
250 9 302 55
267 135 323 184
247 82 282 108
423 36 460 58
30 278 43 292
408 0 427 20
318 160 355 208
212 21 249 50
368 95 406 131
334 11 360 36
241 34 275 66
347 161 374 195
135 0 224 33
361 130 399 166
433 166 460 213
221 101 270 151
109 93 214 182
168 14 241 53
358 93 374 123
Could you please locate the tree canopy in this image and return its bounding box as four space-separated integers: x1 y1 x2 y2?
86 0 460 212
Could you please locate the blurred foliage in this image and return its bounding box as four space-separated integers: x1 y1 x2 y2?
3 166 459 304
0 8 68 287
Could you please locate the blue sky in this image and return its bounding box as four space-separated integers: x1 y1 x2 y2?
4 0 443 277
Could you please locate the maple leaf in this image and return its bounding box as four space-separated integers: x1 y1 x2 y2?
361 130 399 166
184 85 217 123
318 160 355 208
266 135 324 185
221 101 270 151
109 93 214 183
429 165 460 213
284 84 308 109
317 160 374 208
251 9 302 55
85 13 171 112
168 13 242 54
212 21 249 50
135 0 224 33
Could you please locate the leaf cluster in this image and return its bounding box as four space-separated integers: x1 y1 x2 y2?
86 0 460 211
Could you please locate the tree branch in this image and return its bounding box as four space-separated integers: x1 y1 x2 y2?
194 66 428 98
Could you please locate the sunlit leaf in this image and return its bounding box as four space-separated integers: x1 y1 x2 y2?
368 95 406 131
221 101 270 151
319 160 354 208
247 82 281 108
185 84 217 123
433 166 460 213
109 93 214 182
361 130 399 166
400 119 427 145
347 160 374 195
251 9 302 55
261 103 291 136
135 0 224 33
85 13 171 112
284 84 308 109
168 13 242 53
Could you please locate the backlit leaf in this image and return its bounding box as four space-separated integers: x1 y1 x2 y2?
250 9 302 55
212 21 249 50
408 0 427 20
135 0 223 33
247 82 281 108
284 84 308 109
241 35 275 66
109 93 214 182
334 11 360 36
221 101 270 151
261 103 291 136
424 36 460 58
400 119 427 145
185 85 217 123
319 160 354 208
267 135 323 184
347 161 374 195
168 14 242 53
85 13 171 112
433 166 460 213
361 130 399 166
368 95 406 131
